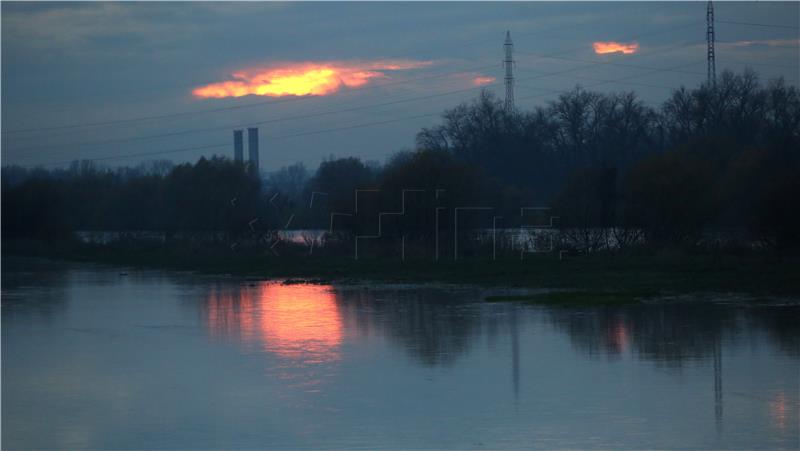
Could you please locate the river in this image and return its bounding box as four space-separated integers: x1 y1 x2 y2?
2 258 798 449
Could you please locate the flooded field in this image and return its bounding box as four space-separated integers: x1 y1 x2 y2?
2 258 798 449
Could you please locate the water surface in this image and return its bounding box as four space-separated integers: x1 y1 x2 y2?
2 258 798 449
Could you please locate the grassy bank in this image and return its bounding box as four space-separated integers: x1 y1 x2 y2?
4 239 800 297
485 291 648 306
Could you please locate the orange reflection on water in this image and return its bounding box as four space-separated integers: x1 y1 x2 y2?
607 320 629 353
770 391 789 429
259 284 343 363
206 283 342 364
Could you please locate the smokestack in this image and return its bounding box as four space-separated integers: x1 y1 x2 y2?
247 127 259 172
233 130 244 163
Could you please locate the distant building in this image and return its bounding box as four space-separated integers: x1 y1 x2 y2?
247 127 259 172
233 129 244 163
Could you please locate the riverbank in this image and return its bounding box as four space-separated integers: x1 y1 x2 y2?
4 239 800 297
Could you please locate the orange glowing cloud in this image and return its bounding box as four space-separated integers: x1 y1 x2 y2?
593 41 639 55
193 60 432 99
472 76 496 86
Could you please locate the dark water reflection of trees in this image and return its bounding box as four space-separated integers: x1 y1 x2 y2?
3 259 797 367
335 288 486 366
542 303 799 364
333 287 799 367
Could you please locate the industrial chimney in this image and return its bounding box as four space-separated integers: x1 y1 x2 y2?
233 129 244 163
247 127 259 172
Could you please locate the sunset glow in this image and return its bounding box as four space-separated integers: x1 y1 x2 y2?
593 41 639 55
193 60 431 98
206 283 343 364
472 76 496 86
607 320 629 353
258 284 343 363
770 392 789 429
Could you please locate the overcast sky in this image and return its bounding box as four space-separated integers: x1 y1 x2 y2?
2 1 798 171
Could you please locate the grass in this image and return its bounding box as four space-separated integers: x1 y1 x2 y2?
485 291 651 306
4 239 800 298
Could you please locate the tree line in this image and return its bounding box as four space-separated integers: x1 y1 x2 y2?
3 69 799 253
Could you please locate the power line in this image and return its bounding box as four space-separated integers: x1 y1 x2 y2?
13 37 709 163
520 59 798 92
8 8 792 168
515 60 705 105
15 20 718 166
509 18 733 79
33 113 441 167
6 53 505 132
5 2 667 129
515 50 707 77
4 18 704 137
270 112 440 141
721 59 800 70
28 56 708 167
296 60 703 141
10 45 702 164
8 21 570 132
1 62 499 136
9 25 709 156
494 49 797 80
43 143 231 165
512 2 677 38
5 79 496 154
516 74 681 92
717 19 800 30
9 14 789 144
513 20 704 64
717 39 800 47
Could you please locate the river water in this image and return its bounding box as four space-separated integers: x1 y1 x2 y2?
2 258 798 449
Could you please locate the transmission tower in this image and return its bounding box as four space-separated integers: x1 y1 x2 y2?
504 30 515 112
707 0 716 85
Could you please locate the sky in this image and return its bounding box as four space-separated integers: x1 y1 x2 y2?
2 1 798 172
